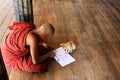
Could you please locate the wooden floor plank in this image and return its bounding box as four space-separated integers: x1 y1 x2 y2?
0 6 14 45
0 0 120 80
0 0 13 26
9 70 34 80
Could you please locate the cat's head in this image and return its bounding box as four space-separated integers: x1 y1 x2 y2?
60 40 76 54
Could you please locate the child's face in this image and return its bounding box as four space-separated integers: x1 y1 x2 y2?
41 33 53 41
45 34 53 41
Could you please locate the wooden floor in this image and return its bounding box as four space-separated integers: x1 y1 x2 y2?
0 0 120 80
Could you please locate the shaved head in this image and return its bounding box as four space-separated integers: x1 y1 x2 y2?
33 23 55 41
41 23 55 35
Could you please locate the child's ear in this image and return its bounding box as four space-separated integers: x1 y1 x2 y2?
42 33 47 38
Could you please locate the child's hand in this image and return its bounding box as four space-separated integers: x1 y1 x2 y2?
48 51 56 58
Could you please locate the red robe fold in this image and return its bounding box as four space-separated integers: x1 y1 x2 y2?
1 22 49 72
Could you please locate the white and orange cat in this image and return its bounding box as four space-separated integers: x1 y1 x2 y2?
60 40 76 54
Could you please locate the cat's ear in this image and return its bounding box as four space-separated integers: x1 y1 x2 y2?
69 40 76 50
69 40 74 43
60 43 65 47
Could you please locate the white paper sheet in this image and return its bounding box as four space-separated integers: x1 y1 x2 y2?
54 47 76 67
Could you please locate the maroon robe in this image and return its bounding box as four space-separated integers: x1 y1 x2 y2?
1 22 49 72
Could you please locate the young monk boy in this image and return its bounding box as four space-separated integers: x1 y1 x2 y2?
1 22 55 72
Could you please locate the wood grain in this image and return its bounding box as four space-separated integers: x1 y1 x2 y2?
0 0 120 80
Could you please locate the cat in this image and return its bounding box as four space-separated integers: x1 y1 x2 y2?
60 40 76 54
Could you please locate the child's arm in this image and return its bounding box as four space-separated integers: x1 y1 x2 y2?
27 33 55 65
